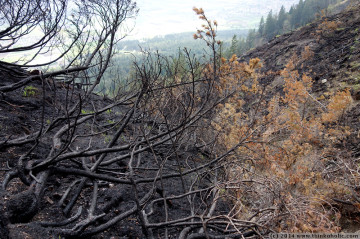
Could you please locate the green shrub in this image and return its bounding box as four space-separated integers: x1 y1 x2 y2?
23 85 39 97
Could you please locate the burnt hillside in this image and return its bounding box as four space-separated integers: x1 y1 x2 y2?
241 2 360 96
1 2 360 238
241 2 360 157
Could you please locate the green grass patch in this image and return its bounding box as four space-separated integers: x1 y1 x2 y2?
81 109 95 114
102 134 111 143
23 85 39 97
107 119 115 124
350 61 360 69
353 84 360 91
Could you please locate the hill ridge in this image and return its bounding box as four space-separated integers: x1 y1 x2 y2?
241 2 360 95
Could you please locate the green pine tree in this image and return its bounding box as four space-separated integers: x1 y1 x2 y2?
277 6 287 33
258 16 265 36
225 35 239 58
264 10 276 39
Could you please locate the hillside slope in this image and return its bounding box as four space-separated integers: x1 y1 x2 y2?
241 2 360 96
241 1 360 144
239 2 360 230
1 2 360 238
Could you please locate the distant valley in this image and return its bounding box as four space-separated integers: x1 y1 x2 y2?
132 0 300 39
